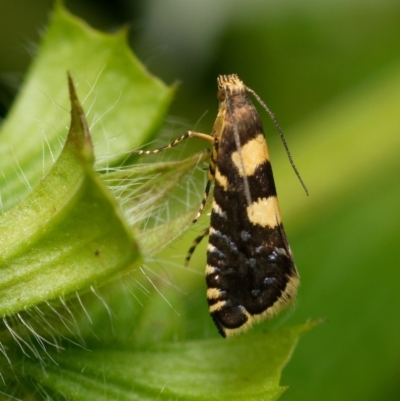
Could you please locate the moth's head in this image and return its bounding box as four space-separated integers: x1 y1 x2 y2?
217 74 246 102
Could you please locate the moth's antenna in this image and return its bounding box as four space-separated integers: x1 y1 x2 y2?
246 86 309 196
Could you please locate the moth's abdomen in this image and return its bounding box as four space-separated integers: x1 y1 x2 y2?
206 219 298 337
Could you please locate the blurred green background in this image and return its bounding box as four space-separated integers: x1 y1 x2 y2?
1 1 400 400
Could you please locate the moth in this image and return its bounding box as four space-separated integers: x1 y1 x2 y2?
133 74 306 337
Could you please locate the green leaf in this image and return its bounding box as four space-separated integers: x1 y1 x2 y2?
22 322 317 401
0 75 140 317
0 3 177 317
0 2 174 213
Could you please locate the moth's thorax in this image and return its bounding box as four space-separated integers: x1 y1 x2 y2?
216 76 257 133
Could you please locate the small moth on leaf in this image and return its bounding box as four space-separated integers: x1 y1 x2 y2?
133 74 307 337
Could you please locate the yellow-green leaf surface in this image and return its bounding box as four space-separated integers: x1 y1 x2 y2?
0 3 180 318
22 322 316 401
0 75 140 317
0 3 174 213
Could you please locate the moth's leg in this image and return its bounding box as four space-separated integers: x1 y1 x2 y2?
133 130 216 233
192 178 212 224
132 131 213 155
192 138 218 223
185 227 210 266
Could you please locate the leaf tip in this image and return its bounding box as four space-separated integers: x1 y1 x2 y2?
66 73 94 164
